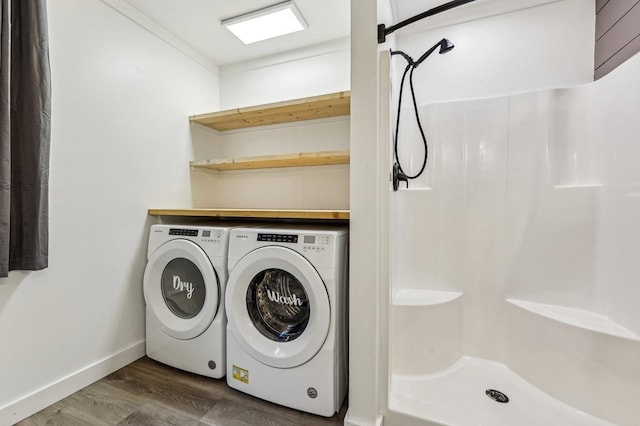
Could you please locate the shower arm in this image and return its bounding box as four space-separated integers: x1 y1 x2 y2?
378 0 475 44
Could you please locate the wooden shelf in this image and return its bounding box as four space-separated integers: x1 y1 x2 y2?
180 92 351 222
148 208 350 220
190 91 350 131
190 150 350 171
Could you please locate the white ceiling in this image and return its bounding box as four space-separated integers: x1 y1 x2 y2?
117 0 531 67
122 0 351 66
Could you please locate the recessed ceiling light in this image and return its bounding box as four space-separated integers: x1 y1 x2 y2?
221 1 308 45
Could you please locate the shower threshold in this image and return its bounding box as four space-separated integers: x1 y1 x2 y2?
388 357 613 426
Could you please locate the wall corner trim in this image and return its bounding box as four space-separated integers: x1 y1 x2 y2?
98 0 220 74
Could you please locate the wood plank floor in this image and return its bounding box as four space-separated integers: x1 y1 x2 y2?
16 357 347 426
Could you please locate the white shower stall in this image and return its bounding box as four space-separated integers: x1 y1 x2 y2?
382 1 640 425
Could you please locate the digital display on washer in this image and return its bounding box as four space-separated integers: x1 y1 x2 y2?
202 230 211 237
169 228 198 237
303 235 315 244
257 233 298 243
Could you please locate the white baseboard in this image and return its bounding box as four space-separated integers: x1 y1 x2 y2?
0 340 145 425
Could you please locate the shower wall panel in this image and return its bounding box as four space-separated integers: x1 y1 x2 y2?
393 0 594 105
593 52 640 336
389 50 640 426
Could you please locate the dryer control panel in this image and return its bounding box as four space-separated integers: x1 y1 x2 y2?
169 228 198 237
162 227 225 246
148 224 232 260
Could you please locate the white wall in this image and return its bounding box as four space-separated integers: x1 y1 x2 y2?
389 0 594 190
0 0 219 423
393 0 595 105
391 0 594 186
219 38 350 109
191 39 351 211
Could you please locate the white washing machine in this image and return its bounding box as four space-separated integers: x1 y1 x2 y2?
143 224 235 378
225 225 349 417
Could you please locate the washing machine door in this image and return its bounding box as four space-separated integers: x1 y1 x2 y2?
144 239 220 340
226 246 330 369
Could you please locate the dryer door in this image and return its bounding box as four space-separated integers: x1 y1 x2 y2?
144 239 220 340
226 246 331 369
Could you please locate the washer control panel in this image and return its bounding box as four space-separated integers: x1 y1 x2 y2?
302 234 330 253
257 233 298 243
253 232 332 253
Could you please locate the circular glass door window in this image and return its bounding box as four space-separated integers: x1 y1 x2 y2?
161 258 206 319
246 268 310 342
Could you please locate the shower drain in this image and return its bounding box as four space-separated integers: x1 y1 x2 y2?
485 389 509 403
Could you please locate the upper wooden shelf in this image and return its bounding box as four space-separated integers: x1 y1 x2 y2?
148 208 350 220
190 150 350 171
190 91 351 131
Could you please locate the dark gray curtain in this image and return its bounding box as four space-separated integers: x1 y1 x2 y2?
0 0 51 278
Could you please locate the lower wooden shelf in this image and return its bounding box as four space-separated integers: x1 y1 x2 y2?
148 208 350 220
190 150 350 171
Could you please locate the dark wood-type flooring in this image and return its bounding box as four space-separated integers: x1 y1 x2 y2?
16 356 346 426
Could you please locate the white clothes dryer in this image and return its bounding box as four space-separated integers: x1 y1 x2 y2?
225 225 349 417
143 224 235 378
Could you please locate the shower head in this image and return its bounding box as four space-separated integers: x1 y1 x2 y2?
439 38 455 54
414 38 455 67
